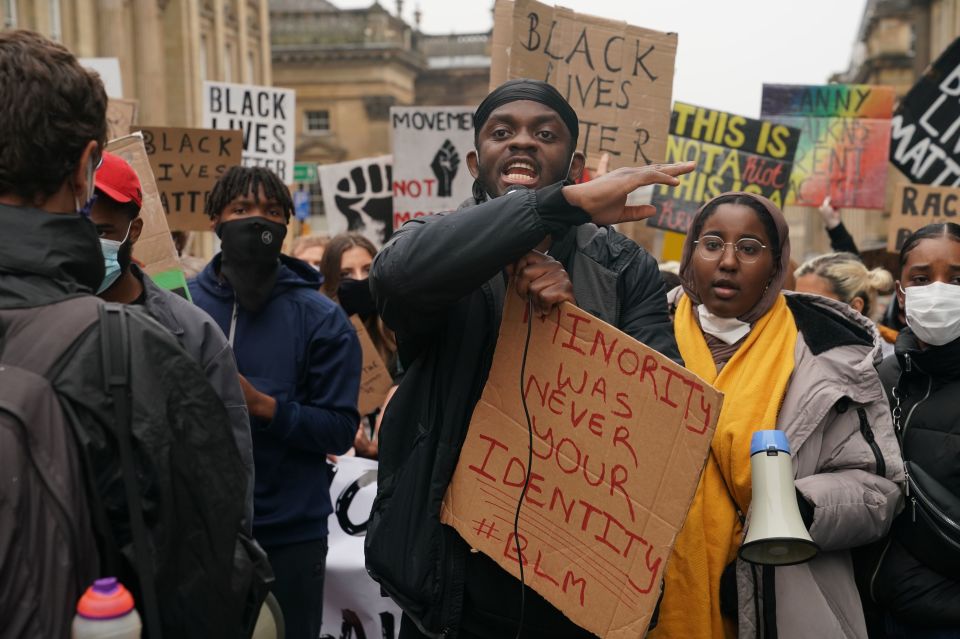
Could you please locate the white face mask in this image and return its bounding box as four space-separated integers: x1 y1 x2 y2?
902 281 960 346
698 304 752 345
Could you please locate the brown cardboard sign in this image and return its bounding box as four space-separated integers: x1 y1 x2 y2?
441 293 722 638
106 133 189 297
106 98 138 141
351 316 394 416
136 126 242 231
887 182 960 252
490 0 677 171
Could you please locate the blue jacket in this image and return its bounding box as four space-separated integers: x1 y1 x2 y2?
190 253 361 546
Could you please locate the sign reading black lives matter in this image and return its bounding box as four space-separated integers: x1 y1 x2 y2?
490 0 677 171
202 81 296 184
891 37 960 185
648 103 800 234
391 106 475 232
318 155 394 248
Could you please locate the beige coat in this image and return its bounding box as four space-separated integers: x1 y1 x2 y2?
735 293 904 638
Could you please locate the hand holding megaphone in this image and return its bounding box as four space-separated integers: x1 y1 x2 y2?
739 431 819 566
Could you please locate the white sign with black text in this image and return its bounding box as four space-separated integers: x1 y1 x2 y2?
321 456 401 639
318 155 394 248
202 81 296 184
390 106 476 232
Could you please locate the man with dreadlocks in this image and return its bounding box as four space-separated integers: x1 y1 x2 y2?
366 79 694 638
190 166 362 639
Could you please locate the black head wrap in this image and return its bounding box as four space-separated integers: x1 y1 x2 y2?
473 79 579 145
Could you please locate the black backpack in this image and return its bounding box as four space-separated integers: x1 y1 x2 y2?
0 297 272 639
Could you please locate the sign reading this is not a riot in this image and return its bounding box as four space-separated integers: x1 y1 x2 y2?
390 106 476 232
202 81 296 184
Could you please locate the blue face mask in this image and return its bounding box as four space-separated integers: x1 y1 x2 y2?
97 222 132 294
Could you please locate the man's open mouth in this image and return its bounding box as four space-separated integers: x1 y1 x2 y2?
502 159 539 186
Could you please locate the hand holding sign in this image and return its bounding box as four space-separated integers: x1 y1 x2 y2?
561 161 696 226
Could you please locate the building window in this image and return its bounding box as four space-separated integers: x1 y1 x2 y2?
224 42 233 82
4 0 17 28
49 0 61 41
199 35 208 83
305 109 330 133
247 50 256 83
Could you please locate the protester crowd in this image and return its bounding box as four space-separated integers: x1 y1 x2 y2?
1 27 958 639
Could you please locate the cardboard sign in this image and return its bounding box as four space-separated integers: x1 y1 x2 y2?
391 106 475 231
490 0 677 170
322 456 403 639
106 98 138 141
106 134 190 299
647 103 800 234
136 126 243 231
441 293 722 638
318 155 393 248
887 182 960 252
890 38 960 185
202 81 296 184
760 84 894 208
351 316 394 417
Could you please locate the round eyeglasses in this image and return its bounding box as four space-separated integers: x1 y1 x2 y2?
694 235 768 264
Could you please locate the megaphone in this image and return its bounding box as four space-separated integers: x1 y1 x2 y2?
739 430 819 566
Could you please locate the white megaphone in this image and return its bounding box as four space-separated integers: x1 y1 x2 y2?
739 430 819 566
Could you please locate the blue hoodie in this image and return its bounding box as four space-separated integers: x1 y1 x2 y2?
190 253 361 546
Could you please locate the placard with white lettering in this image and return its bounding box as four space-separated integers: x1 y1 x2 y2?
890 37 960 186
202 81 296 184
391 106 475 232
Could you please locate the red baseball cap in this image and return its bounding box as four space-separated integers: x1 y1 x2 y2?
95 151 143 209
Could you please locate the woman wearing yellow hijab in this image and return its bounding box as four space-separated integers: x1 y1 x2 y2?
651 193 904 639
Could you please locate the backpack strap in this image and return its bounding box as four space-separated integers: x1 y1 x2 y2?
99 303 164 639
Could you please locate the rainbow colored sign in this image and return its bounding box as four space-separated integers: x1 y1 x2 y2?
760 84 895 209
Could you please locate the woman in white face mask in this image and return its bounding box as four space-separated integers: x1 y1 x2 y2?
867 222 960 637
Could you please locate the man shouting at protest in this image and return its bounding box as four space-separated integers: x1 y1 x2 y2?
365 79 694 638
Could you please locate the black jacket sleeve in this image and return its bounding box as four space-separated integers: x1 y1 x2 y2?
370 183 588 337
827 222 860 255
617 249 683 365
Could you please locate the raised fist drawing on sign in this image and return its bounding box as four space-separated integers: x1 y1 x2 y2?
334 162 394 245
430 139 460 198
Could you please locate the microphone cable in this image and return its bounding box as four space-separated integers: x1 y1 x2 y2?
513 295 536 639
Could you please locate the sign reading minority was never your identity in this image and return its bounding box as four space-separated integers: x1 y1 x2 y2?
137 126 242 231
202 81 296 184
490 0 677 170
318 155 393 248
890 38 960 185
887 182 960 252
760 83 894 208
441 293 722 638
391 106 475 232
647 103 800 234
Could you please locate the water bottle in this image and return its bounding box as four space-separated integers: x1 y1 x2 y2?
71 577 142 638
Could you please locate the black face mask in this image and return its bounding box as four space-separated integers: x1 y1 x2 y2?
216 217 287 312
338 278 376 320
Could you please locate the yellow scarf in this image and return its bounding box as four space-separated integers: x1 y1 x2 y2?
650 294 798 639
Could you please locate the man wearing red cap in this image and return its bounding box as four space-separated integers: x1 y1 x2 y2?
90 151 255 531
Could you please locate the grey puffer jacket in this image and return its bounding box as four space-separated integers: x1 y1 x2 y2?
736 293 905 639
667 289 905 638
